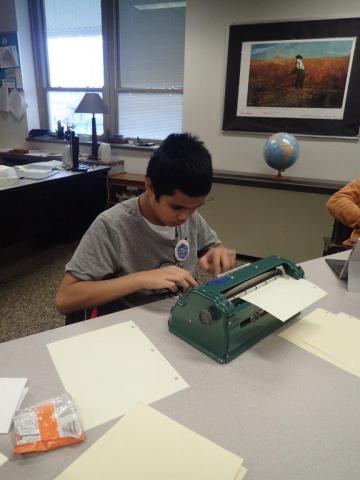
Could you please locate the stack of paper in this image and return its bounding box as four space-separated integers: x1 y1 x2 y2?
47 321 189 430
54 403 247 480
0 377 28 433
15 164 59 180
0 452 8 466
279 308 360 377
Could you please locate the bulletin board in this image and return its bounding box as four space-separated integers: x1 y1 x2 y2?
0 32 23 89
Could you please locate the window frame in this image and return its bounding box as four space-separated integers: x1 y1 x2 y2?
29 0 185 142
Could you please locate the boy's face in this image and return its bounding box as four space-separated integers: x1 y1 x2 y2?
146 183 206 227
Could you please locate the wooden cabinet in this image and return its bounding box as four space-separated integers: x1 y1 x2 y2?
108 173 146 205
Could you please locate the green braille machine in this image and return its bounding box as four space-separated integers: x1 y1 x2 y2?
168 256 304 363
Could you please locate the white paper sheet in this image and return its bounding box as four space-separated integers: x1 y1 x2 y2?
54 403 245 480
15 165 59 180
8 88 27 120
239 277 327 322
235 466 248 480
16 387 29 410
0 378 27 433
47 321 189 430
0 85 9 112
279 308 360 377
0 45 19 68
24 152 48 157
0 452 8 466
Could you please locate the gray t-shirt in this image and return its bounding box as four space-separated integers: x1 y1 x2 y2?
66 196 220 309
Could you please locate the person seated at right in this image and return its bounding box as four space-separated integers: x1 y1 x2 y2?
326 176 360 247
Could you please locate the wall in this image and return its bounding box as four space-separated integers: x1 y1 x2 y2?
199 184 333 262
183 0 360 182
0 0 29 148
15 0 40 132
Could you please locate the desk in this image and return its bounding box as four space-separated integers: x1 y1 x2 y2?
0 251 359 479
0 166 109 249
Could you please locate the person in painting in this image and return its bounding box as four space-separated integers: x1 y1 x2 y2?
294 54 305 89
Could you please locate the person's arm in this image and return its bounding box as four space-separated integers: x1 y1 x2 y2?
195 212 236 276
198 244 236 276
326 177 360 228
55 267 198 315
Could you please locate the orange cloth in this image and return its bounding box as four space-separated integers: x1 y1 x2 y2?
326 176 360 247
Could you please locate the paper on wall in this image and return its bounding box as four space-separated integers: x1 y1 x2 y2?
0 45 19 68
8 88 27 121
47 321 189 430
54 403 246 480
239 277 327 322
0 85 8 112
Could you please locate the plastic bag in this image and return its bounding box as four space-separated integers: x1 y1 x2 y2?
13 393 85 454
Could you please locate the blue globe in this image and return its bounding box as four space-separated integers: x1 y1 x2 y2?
263 132 299 176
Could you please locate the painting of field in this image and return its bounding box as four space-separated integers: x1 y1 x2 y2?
246 40 354 109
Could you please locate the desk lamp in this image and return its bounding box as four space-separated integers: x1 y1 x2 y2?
74 93 109 160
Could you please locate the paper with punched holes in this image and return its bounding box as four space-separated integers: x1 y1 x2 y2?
47 321 188 430
279 308 360 377
54 403 247 480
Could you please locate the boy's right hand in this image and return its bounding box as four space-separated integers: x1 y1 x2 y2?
138 266 198 293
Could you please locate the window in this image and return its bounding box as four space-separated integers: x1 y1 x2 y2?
117 0 185 139
31 0 186 141
42 0 104 135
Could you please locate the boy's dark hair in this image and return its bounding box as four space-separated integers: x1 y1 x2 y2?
295 54 303 59
146 133 213 200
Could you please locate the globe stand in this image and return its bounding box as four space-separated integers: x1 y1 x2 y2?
271 170 288 180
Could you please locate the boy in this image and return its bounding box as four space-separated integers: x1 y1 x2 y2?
55 133 236 320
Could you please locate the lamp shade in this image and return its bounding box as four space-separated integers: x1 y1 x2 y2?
74 93 109 114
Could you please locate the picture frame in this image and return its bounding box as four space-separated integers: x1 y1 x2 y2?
222 18 360 137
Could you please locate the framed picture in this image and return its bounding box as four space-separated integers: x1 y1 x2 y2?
223 18 360 137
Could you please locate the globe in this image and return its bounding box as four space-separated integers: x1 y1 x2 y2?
263 132 299 178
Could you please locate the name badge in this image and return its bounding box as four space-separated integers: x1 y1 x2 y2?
174 239 190 262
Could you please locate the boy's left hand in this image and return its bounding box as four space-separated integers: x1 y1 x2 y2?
198 245 236 276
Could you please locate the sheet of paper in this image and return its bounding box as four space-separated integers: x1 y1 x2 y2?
15 166 59 180
281 335 359 377
235 466 248 480
239 277 327 322
8 88 27 120
0 85 8 112
47 321 189 430
279 308 360 377
24 152 48 157
0 45 19 68
55 403 245 480
338 312 360 322
0 452 8 466
16 387 29 410
0 377 27 433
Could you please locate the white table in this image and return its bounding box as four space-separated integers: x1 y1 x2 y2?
0 251 359 480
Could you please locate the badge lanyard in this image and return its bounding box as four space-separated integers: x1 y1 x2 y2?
174 227 189 262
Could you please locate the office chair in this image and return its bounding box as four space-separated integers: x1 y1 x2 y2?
323 219 352 256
